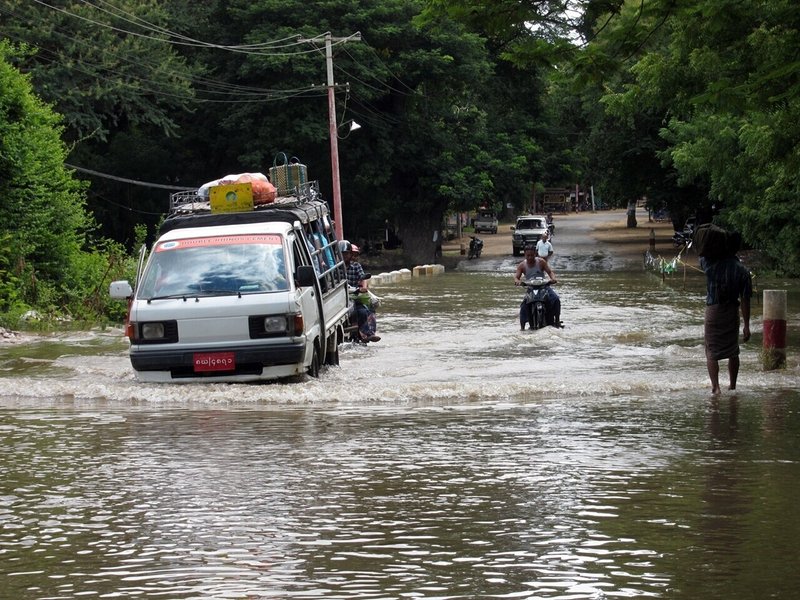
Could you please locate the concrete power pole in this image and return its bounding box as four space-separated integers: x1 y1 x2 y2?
300 32 361 240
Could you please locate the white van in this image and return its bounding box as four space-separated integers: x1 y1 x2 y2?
109 182 349 382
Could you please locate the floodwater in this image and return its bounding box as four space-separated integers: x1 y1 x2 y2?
1 215 799 599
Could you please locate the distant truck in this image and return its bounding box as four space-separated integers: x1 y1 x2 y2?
473 209 499 234
511 214 549 256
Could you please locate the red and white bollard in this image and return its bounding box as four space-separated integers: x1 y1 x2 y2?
763 289 787 370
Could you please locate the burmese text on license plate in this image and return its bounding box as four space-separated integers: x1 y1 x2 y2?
194 352 235 372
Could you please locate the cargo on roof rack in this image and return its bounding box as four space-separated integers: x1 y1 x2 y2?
161 180 328 235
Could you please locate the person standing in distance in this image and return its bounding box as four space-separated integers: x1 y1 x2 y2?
700 230 752 394
536 231 554 261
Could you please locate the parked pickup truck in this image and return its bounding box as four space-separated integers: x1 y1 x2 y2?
473 209 498 234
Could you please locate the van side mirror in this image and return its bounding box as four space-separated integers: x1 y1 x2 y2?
296 265 317 287
510 226 516 231
109 280 133 299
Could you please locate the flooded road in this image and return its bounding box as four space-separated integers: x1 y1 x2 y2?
1 212 799 599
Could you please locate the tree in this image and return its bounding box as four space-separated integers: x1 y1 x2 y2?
0 41 92 315
592 0 800 272
157 0 504 265
0 0 198 142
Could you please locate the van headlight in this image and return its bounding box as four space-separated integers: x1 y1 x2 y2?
249 314 301 338
142 322 164 339
263 316 287 334
131 321 178 344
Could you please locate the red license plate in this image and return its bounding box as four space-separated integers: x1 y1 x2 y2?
193 352 235 372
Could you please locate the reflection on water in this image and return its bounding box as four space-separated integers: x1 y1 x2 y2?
1 265 799 599
1 398 800 599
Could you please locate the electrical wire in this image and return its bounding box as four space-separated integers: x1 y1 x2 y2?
0 27 324 104
66 162 196 190
358 36 416 94
78 0 314 50
89 192 167 216
31 0 352 57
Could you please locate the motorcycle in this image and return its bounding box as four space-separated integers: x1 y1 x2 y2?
347 274 381 343
521 277 555 331
672 229 692 248
468 235 484 259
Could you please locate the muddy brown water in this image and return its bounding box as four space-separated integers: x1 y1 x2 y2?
1 209 799 599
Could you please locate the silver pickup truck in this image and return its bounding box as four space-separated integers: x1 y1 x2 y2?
473 209 498 234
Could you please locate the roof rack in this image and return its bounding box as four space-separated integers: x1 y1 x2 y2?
168 180 321 216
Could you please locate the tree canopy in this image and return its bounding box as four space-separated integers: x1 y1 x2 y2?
1 0 799 325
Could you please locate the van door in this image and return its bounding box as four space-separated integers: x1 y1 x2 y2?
291 233 324 354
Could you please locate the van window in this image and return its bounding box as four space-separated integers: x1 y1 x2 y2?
138 234 288 298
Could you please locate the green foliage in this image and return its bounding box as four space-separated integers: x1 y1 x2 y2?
1 0 798 284
0 41 136 324
0 233 26 318
0 0 198 142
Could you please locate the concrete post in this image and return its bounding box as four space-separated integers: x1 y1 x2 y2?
763 289 787 370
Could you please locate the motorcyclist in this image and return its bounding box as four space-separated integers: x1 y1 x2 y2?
468 235 483 259
514 243 562 329
340 240 380 343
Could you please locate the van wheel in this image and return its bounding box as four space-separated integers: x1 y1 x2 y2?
307 344 321 378
324 344 338 366
325 330 340 366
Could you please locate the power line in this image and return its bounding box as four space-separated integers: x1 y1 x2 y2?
66 163 196 190
31 0 354 57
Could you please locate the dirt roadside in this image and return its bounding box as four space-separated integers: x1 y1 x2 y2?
441 208 677 262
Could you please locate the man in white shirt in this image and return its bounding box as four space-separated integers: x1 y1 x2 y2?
536 232 554 261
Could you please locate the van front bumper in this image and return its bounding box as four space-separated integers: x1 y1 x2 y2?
129 341 306 379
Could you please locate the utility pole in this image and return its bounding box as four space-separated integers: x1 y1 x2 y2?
300 32 361 240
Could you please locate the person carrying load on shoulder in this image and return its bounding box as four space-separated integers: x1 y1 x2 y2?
341 240 380 343
695 224 752 394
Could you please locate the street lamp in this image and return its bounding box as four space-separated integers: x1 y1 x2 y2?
338 120 361 138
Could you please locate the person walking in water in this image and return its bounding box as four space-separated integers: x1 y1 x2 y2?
700 230 752 394
514 243 561 329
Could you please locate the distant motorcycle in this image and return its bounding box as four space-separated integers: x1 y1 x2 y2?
673 218 696 248
468 236 483 259
672 229 692 248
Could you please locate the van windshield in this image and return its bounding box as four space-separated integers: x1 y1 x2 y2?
138 234 288 298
